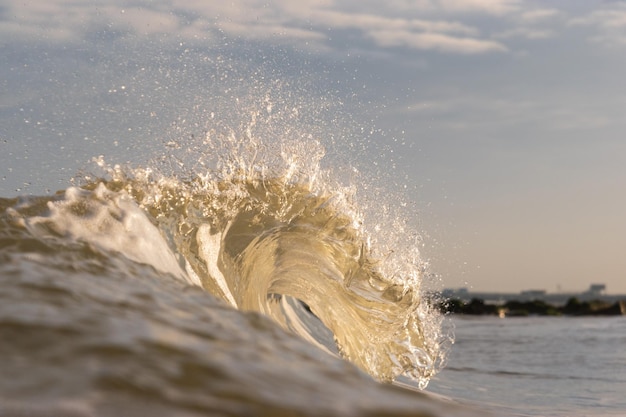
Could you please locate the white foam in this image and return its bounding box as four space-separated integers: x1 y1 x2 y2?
196 223 238 307
26 184 200 287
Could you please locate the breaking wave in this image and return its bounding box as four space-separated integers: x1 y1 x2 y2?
4 122 448 390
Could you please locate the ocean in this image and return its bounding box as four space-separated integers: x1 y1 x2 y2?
428 316 626 416
2 129 625 417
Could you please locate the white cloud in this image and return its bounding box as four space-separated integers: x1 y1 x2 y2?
116 8 180 35
0 0 534 55
304 10 479 37
520 8 560 22
571 8 626 28
0 1 88 41
492 7 561 40
217 20 327 44
293 9 504 54
495 27 553 40
284 0 521 16
368 30 507 53
436 0 521 15
568 6 626 47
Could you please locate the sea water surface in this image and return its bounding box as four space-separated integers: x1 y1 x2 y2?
428 316 626 416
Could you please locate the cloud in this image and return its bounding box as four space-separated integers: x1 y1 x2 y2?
568 6 626 47
570 8 626 28
279 0 521 16
305 11 480 37
399 91 621 133
519 8 560 22
0 1 86 41
436 0 521 15
368 30 507 53
0 0 531 55
111 7 181 35
288 8 505 54
494 27 554 40
217 20 327 44
492 7 561 40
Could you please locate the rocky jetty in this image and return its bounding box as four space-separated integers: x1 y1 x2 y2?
439 297 626 317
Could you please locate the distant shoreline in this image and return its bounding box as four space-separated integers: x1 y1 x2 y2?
438 297 626 317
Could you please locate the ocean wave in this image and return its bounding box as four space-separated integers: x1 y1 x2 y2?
2 129 448 389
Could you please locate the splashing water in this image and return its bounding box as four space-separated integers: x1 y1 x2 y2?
68 112 450 389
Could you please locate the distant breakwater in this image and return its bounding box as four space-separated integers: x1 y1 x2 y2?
438 297 626 317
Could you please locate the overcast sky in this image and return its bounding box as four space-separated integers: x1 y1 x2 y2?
2 0 625 293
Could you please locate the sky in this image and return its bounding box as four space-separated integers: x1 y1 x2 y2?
1 0 625 294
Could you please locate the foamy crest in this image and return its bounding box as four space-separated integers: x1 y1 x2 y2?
20 183 198 286
79 115 448 389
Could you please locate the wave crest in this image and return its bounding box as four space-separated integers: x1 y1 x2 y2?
85 130 447 388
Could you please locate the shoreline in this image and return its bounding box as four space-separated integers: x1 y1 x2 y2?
438 297 626 317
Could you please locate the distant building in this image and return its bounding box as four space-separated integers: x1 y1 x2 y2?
520 289 547 297
441 287 470 299
585 284 606 296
